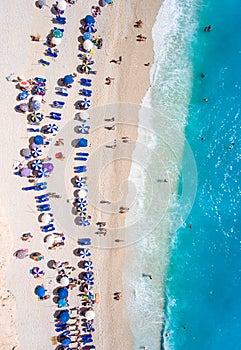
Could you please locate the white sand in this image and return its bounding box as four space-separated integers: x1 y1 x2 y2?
0 0 163 349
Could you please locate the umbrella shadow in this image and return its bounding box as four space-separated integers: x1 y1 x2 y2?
47 259 57 269
71 176 78 187
78 272 85 280
57 78 65 87
51 4 58 15
74 125 81 133
77 261 85 269
73 248 81 257
74 217 81 226
71 139 81 148
77 35 84 44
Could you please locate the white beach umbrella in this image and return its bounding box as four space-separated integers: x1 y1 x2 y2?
40 213 52 224
57 0 67 11
78 188 88 198
85 310 95 320
83 40 93 52
32 95 42 103
60 275 69 286
45 235 55 245
52 37 62 46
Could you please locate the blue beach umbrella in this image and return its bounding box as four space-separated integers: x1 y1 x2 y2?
31 147 42 158
84 261 93 271
61 338 71 346
58 299 67 308
47 123 58 133
59 310 70 323
58 288 68 299
78 124 90 134
19 90 29 100
37 167 49 178
80 98 90 109
75 178 87 188
83 32 93 41
84 15 95 24
84 23 95 33
35 285 45 297
84 272 94 283
34 135 44 145
80 248 91 259
31 159 43 171
63 75 74 85
75 198 87 207
77 138 88 147
79 217 90 226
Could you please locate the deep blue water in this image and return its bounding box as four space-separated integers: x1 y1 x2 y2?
163 0 241 349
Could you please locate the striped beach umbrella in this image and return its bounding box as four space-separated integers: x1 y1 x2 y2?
84 272 94 283
76 207 87 216
75 198 87 207
79 217 90 226
37 167 49 178
32 267 45 279
30 113 44 124
80 64 92 74
84 23 95 32
47 123 58 133
75 177 87 188
80 98 91 109
31 159 43 171
80 248 91 259
84 261 93 271
31 147 42 158
78 124 90 134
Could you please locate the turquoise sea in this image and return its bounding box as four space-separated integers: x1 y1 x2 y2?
150 0 241 349
127 0 241 348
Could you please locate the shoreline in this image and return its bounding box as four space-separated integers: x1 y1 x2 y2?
0 0 163 349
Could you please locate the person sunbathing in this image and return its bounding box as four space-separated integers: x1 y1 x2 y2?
134 20 143 28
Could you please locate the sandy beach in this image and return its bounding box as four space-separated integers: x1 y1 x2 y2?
0 0 163 349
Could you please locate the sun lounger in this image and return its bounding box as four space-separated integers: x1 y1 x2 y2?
74 166 87 173
27 128 40 132
80 78 92 87
41 224 55 232
75 157 88 161
76 152 89 156
78 238 91 246
38 204 51 211
35 194 49 203
49 112 62 120
81 89 92 97
46 48 59 58
56 91 68 97
53 100 65 108
39 59 50 66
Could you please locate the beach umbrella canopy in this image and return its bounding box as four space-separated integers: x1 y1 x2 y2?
43 162 54 172
45 235 55 245
58 299 67 308
76 207 87 216
35 286 46 297
34 135 44 145
31 159 43 171
15 249 28 259
22 148 31 157
57 0 67 11
60 275 69 286
79 218 90 226
106 0 113 3
84 15 95 24
59 310 70 323
83 40 93 52
32 85 46 95
80 248 91 259
80 64 92 74
19 90 29 100
63 75 74 85
47 123 58 133
58 288 68 299
53 29 63 39
41 213 52 224
75 178 87 188
78 124 90 134
85 310 95 320
84 23 95 33
19 103 29 112
19 80 30 89
32 95 43 102
38 0 46 6
32 267 45 278
52 37 62 46
31 147 42 158
78 188 88 198
75 198 87 207
80 98 91 109
61 338 71 346
100 0 107 6
83 32 93 41
29 100 41 112
30 113 43 124
84 261 93 271
37 167 49 178
20 168 31 177
31 252 44 261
